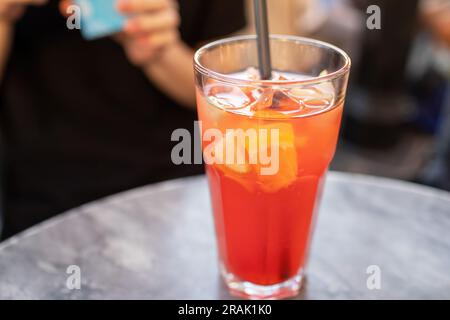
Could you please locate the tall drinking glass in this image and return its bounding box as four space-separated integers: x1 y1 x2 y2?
194 35 351 299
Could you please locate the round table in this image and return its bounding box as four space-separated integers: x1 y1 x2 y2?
0 172 449 299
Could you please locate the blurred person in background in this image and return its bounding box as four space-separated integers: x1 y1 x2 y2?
0 0 246 239
416 0 450 190
341 0 419 148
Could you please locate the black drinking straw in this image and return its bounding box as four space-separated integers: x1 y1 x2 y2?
253 0 272 80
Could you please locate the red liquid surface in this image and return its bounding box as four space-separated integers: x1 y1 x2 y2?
197 78 343 285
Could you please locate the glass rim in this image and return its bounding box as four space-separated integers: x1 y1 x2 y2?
194 34 351 86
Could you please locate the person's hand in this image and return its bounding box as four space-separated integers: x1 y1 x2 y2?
59 0 181 66
0 0 47 25
115 0 181 66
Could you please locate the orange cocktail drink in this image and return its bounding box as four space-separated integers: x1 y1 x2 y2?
194 36 350 299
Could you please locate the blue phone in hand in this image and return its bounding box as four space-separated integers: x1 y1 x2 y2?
75 0 126 40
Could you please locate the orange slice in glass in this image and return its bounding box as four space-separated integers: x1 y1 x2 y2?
247 123 298 193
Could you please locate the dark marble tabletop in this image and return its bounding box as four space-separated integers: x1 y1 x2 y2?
0 172 449 300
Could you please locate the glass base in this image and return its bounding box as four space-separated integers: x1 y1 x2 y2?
221 266 304 300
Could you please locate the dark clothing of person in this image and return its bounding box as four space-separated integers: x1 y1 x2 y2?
0 0 246 239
